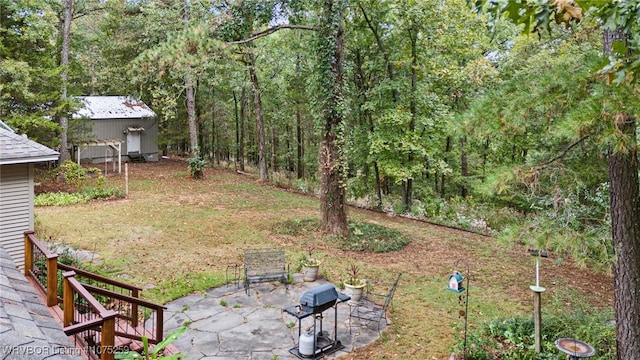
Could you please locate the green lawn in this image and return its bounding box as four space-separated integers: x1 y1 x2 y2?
34 160 613 359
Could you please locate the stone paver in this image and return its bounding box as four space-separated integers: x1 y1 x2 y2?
0 247 83 360
165 274 382 360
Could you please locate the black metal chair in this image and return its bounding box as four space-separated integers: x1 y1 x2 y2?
349 273 401 334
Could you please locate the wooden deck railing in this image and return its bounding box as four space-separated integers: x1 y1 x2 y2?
24 231 167 354
63 271 117 360
24 230 58 306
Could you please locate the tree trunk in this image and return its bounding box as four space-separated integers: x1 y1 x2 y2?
403 25 418 212
295 52 304 179
196 87 204 158
211 87 218 164
441 136 452 198
270 125 277 172
239 86 247 172
183 2 197 152
604 27 640 360
247 51 267 180
58 0 73 163
609 114 640 360
461 135 469 198
233 90 240 171
185 75 198 152
296 105 304 179
318 0 348 236
286 123 294 172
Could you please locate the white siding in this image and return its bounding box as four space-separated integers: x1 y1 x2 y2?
0 164 32 269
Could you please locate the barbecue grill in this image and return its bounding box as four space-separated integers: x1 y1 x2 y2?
284 283 350 359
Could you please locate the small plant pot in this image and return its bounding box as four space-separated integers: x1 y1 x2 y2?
344 282 366 303
302 262 321 282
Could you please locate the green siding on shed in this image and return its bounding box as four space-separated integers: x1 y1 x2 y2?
79 118 159 163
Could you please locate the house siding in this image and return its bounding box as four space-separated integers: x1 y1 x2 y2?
80 118 159 162
0 164 33 269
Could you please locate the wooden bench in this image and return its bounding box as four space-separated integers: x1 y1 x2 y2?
243 249 289 295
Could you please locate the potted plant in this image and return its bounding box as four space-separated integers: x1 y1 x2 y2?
300 245 321 282
343 264 366 303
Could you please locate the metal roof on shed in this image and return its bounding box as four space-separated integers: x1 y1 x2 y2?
0 128 59 165
75 96 156 119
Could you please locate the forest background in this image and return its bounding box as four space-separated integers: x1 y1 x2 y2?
4 0 638 270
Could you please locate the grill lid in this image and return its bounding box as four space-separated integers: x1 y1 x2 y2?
300 284 339 313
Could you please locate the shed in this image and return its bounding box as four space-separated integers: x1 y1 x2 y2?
0 125 59 269
74 96 159 165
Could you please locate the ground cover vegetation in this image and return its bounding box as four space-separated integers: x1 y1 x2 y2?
5 0 638 357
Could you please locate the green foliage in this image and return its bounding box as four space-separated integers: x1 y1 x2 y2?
460 305 615 359
35 162 124 205
116 324 186 359
497 182 612 270
5 116 61 149
271 218 320 236
35 192 88 206
298 245 321 270
0 0 60 120
187 156 206 179
336 221 410 252
271 218 409 252
84 184 125 201
57 161 89 188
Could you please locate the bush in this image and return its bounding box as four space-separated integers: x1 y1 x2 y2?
35 192 88 206
271 218 410 253
459 306 615 359
336 221 410 252
187 156 206 179
57 161 89 188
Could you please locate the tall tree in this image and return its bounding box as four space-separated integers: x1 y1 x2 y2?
58 0 73 162
314 0 348 236
183 0 198 152
603 26 640 360
0 0 61 147
470 1 640 357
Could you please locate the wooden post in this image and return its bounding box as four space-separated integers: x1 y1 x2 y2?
63 271 76 327
46 254 58 307
125 162 129 196
530 286 546 353
156 306 164 343
100 310 117 360
24 231 34 276
131 288 139 328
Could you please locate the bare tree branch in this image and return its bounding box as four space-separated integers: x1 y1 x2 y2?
227 24 316 45
539 134 590 169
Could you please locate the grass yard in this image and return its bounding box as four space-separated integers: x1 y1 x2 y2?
34 158 614 359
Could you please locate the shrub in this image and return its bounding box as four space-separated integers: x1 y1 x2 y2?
337 221 410 252
187 156 206 179
271 218 410 253
459 306 615 359
35 192 88 206
57 161 89 188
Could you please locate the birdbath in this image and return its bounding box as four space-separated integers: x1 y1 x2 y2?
555 338 596 359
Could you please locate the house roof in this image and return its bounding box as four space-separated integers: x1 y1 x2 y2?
0 247 83 359
0 128 59 166
75 96 156 119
